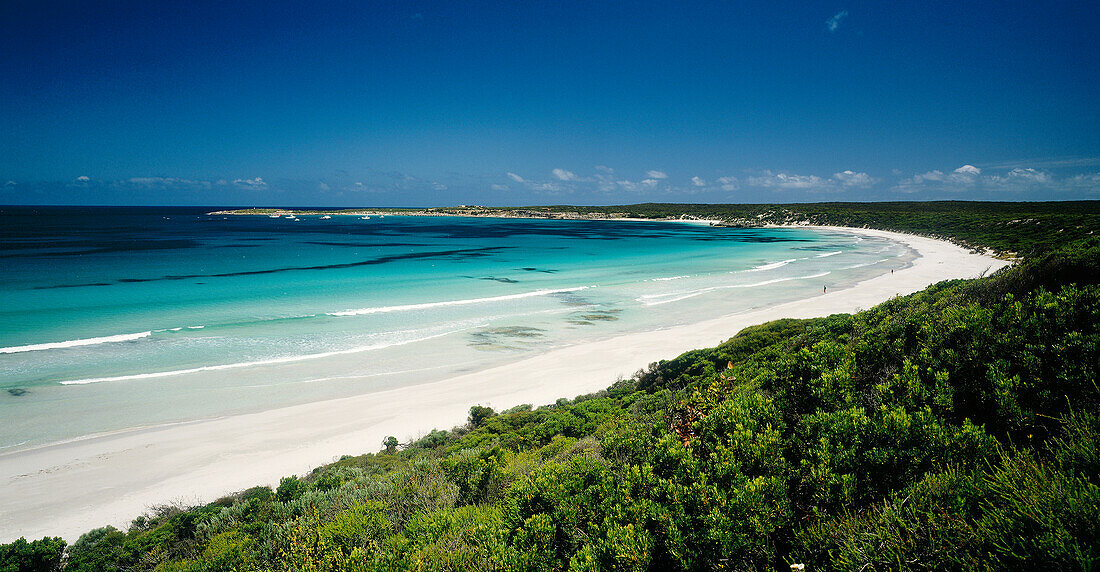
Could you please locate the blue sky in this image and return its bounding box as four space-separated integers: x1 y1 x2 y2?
1 0 1097 206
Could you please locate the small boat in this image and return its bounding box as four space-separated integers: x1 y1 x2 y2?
285 215 296 219
268 214 280 218
320 215 331 219
361 216 371 220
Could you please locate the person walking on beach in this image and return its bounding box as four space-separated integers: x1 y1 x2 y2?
823 285 827 293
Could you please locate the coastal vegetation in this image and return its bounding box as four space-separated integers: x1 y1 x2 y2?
5 203 1100 571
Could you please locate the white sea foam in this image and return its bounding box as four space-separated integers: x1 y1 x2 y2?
841 258 889 269
647 275 691 282
2 324 213 355
816 251 843 258
0 331 152 355
739 271 830 288
165 325 207 332
638 272 832 306
747 259 796 272
59 328 465 385
328 287 588 317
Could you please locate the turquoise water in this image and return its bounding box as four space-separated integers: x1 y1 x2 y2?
0 207 911 450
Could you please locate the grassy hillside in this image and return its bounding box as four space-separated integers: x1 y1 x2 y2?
5 204 1100 571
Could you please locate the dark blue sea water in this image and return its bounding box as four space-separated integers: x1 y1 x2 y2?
0 206 910 450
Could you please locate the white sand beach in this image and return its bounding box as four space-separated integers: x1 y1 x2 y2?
0 227 1010 543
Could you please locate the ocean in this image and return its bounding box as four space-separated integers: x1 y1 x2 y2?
0 206 912 451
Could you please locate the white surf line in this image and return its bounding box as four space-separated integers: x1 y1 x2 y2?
328 287 588 317
0 332 152 355
746 258 797 272
59 329 462 386
2 325 213 355
841 258 890 270
638 272 832 306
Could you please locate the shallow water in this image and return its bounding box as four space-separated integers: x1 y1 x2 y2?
0 207 912 450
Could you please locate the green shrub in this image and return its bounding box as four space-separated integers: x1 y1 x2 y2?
277 476 306 503
0 537 65 572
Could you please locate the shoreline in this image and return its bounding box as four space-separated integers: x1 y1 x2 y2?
0 226 1010 543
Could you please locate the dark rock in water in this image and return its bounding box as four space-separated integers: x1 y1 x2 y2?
7 388 28 397
469 326 546 350
463 275 520 284
579 313 619 321
549 291 593 307
793 243 848 251
570 308 622 322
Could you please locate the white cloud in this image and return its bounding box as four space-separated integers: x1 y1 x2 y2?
691 176 707 187
909 170 945 183
641 178 660 187
528 181 567 193
318 182 331 191
895 164 1068 194
233 177 267 188
1065 172 1100 195
126 177 212 189
76 175 90 182
500 169 599 195
645 170 668 179
432 182 447 190
552 168 577 181
978 157 1100 170
1005 167 1050 183
592 166 619 192
747 171 827 189
716 176 738 191
896 167 970 193
826 10 848 32
832 170 877 187
5 180 16 186
984 167 1055 191
1068 172 1100 187
941 165 982 187
129 177 167 185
